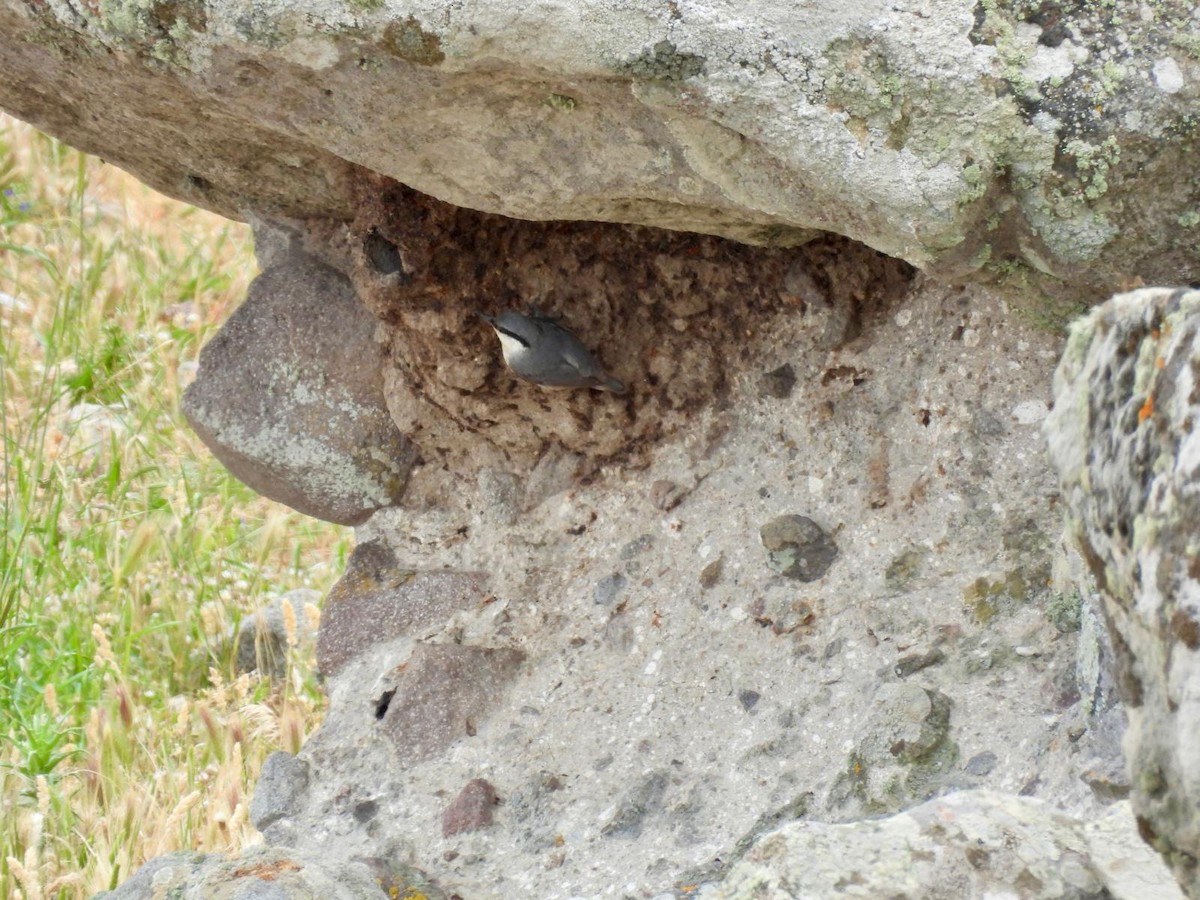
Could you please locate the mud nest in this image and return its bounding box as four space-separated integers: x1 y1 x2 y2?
308 176 915 474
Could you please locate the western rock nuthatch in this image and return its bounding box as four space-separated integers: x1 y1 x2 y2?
479 310 626 394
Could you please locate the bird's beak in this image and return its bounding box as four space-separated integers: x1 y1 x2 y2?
476 311 497 324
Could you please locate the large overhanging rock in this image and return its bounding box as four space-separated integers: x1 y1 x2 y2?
1046 287 1200 898
1 0 1198 292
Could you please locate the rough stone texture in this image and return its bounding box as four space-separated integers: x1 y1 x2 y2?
182 245 415 525
105 799 1185 900
760 364 797 401
316 541 488 677
7 0 1194 892
258 557 526 850
1045 287 1200 898
700 791 1184 900
2 0 1199 294
759 513 839 581
90 844 442 900
251 279 1136 896
250 751 311 833
376 642 526 764
233 588 320 680
441 778 499 838
829 683 958 816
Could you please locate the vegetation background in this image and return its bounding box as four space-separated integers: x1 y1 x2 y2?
0 113 347 898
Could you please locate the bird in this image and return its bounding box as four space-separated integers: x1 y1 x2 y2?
478 310 626 394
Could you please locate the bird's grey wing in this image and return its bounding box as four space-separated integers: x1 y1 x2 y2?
558 341 605 379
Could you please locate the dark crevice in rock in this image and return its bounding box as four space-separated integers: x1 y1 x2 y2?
184 172 213 194
374 689 395 720
363 227 408 278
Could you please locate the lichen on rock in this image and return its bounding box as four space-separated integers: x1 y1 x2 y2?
1046 286 1200 898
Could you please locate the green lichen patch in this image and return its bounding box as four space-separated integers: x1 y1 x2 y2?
959 161 989 206
960 633 1020 675
381 16 445 66
822 37 908 125
884 546 929 592
617 39 705 82
1044 591 1083 633
229 8 292 49
993 263 1090 333
902 696 959 800
546 92 578 111
1021 295 1091 334
1058 136 1121 202
1172 32 1200 61
827 690 958 815
828 750 874 810
963 572 1029 623
962 0 1200 281
816 32 1011 173
97 0 208 64
100 0 206 39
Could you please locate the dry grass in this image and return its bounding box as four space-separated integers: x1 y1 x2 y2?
0 113 347 897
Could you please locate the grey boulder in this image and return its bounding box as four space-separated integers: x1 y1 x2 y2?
182 248 415 525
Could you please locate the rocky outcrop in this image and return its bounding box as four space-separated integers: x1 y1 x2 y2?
101 793 1183 900
1046 287 1200 898
232 588 320 679
7 1 1197 895
114 276 1194 899
93 844 444 900
703 791 1182 899
1 0 1197 296
231 277 1133 896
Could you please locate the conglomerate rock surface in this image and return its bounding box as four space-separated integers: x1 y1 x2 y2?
702 791 1183 900
95 793 1184 900
237 273 1140 897
93 271 1196 898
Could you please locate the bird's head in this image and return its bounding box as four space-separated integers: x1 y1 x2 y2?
478 310 537 361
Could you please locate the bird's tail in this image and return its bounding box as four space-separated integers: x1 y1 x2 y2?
599 375 627 394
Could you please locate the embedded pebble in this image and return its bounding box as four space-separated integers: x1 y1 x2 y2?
761 363 797 399
759 514 838 581
594 573 628 605
964 751 999 776
1011 399 1049 425
442 779 499 838
699 556 724 590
